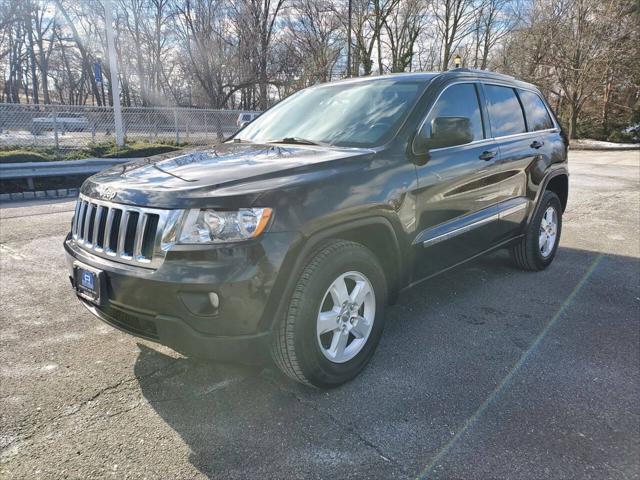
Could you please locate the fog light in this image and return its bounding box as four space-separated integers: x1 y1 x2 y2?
179 291 219 316
208 292 219 309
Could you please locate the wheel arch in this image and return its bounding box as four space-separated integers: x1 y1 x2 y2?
325 219 403 305
258 216 404 332
527 169 568 226
546 173 568 212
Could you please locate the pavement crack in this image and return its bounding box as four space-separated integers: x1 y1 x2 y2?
105 400 144 419
263 372 409 478
69 357 184 413
2 357 184 452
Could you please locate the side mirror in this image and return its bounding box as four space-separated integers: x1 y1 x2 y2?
413 116 474 154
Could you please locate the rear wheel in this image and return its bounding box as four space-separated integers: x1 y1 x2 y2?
510 190 562 271
271 240 386 388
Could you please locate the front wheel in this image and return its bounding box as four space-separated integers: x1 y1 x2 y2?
271 240 387 388
510 190 562 271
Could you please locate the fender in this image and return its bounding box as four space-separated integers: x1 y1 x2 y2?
526 167 569 227
256 215 404 332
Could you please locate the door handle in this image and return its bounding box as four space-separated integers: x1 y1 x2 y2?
530 140 544 149
479 150 497 161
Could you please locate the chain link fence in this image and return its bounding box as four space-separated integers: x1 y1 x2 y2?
0 103 258 152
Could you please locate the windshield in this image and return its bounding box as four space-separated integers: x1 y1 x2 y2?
233 79 427 148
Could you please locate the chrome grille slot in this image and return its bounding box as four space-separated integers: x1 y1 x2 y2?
107 209 122 253
78 201 88 239
95 206 108 249
86 205 97 246
71 194 180 269
141 214 159 259
123 211 139 258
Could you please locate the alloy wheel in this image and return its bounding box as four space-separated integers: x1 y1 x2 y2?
539 206 558 258
316 271 376 363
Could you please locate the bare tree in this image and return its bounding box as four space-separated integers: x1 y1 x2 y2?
432 0 478 70
471 0 517 69
0 0 637 141
284 0 342 83
383 0 426 72
232 0 285 109
350 0 399 75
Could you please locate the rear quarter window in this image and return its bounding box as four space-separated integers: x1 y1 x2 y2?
518 89 554 131
484 84 527 137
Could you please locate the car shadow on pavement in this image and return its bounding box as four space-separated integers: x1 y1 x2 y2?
133 247 639 480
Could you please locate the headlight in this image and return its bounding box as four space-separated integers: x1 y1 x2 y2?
178 208 273 244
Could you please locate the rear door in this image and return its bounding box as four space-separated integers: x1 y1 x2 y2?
516 87 566 182
480 83 539 242
412 82 505 279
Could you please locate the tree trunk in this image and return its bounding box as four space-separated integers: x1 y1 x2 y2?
376 0 383 74
259 53 268 110
346 0 352 77
569 102 579 139
442 42 451 71
26 18 40 104
601 73 613 137
36 32 51 104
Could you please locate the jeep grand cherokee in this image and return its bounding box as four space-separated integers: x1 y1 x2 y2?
65 69 569 387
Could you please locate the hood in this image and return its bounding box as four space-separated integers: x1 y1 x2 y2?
82 142 372 208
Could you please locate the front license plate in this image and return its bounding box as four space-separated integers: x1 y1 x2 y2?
74 264 102 303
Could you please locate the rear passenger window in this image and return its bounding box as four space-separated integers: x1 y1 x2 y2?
518 90 554 131
427 83 485 143
484 85 526 137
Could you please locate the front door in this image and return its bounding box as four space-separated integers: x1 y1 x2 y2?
412 82 504 280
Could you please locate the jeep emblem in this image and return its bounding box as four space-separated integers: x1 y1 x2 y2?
97 186 117 201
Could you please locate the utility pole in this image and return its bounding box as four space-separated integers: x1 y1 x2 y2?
104 0 124 147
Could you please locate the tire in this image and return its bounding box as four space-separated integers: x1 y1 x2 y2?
510 190 562 271
271 240 387 388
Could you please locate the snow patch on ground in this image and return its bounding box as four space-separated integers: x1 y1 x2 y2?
571 139 639 150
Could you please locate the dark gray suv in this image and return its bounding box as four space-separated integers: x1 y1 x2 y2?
65 69 568 387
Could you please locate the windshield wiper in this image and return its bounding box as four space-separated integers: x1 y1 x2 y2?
267 137 321 146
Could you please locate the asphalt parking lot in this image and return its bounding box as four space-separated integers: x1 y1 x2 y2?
1 149 639 479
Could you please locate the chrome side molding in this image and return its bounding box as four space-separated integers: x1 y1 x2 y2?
418 198 529 248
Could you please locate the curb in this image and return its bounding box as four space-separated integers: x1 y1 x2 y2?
0 188 79 203
570 146 639 151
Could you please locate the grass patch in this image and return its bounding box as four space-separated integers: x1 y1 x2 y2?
89 141 182 158
0 149 56 162
0 141 183 163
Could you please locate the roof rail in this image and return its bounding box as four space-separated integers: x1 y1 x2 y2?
443 68 516 81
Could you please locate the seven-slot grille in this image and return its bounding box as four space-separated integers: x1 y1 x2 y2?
72 194 169 267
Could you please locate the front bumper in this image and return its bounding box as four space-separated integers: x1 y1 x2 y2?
64 231 301 362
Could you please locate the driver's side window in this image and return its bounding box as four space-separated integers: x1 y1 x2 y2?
418 83 485 150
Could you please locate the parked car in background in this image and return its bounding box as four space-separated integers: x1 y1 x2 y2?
237 112 260 128
65 69 568 388
32 113 89 134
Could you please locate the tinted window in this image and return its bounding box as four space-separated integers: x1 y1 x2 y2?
484 85 526 137
518 89 554 131
426 83 484 143
237 79 428 148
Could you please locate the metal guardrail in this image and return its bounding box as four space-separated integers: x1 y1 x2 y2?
0 158 131 190
0 158 130 178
